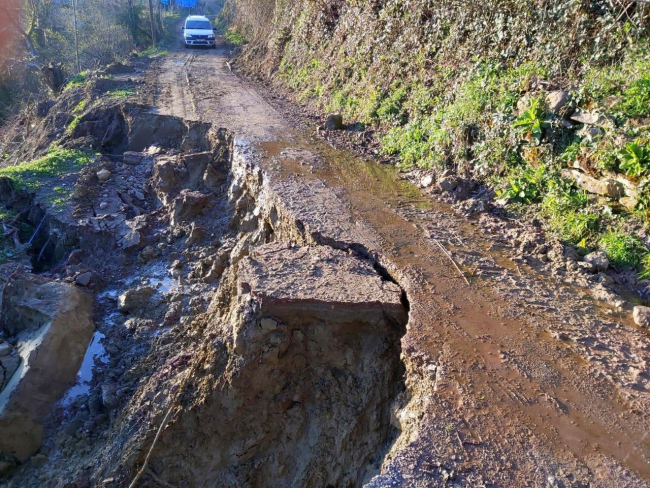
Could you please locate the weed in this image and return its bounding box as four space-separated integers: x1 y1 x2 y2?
618 139 650 178
513 98 546 144
618 78 650 118
600 231 648 268
542 178 599 244
497 164 548 204
639 253 650 279
376 86 408 126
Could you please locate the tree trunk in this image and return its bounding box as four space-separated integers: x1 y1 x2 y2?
148 0 157 48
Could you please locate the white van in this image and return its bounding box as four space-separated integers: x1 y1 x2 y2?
183 15 216 48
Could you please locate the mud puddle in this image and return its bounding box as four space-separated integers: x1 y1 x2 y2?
256 135 650 480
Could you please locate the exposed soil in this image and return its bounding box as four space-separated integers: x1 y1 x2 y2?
1 33 650 488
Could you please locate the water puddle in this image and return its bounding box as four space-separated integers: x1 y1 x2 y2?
0 323 52 412
61 332 109 405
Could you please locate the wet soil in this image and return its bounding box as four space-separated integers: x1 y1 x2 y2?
141 36 650 486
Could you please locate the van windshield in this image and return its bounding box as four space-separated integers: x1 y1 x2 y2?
186 20 212 30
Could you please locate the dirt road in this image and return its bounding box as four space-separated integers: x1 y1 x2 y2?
147 38 650 486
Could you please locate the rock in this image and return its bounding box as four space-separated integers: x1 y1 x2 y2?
99 201 108 210
119 229 141 250
439 175 461 192
30 453 48 467
570 110 610 128
577 125 604 142
171 190 211 225
96 169 112 182
517 93 534 114
561 169 624 199
583 251 609 271
118 286 155 314
633 306 650 327
577 261 596 273
74 272 94 287
101 383 120 411
592 284 624 308
133 190 145 201
620 196 638 211
203 164 226 189
545 91 569 114
324 114 344 131
0 342 11 357
185 225 204 246
35 100 54 118
453 197 487 217
139 246 157 263
0 351 20 391
122 151 145 166
419 175 434 188
152 156 189 205
0 273 93 462
260 317 278 331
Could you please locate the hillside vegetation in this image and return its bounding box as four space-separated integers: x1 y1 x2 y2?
224 0 650 276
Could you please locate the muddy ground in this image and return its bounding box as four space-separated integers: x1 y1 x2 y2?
0 34 650 488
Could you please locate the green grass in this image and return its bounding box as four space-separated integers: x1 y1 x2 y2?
64 71 90 91
139 46 168 58
0 146 93 191
66 115 82 135
600 231 648 269
107 88 134 98
73 100 88 114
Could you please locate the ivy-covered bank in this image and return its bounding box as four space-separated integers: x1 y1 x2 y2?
221 0 650 276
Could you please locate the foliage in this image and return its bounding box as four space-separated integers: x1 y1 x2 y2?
618 140 650 178
599 231 648 269
541 178 599 244
0 146 93 190
513 99 545 144
224 28 246 45
497 164 547 204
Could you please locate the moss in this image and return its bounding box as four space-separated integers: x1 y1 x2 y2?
107 88 135 98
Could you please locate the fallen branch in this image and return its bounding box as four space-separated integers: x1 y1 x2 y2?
432 238 470 286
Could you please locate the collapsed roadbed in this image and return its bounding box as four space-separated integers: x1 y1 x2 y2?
0 80 410 487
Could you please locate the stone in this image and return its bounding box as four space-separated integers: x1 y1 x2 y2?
620 196 638 211
324 114 344 131
260 317 278 331
99 201 108 210
122 151 145 166
561 169 624 199
517 93 534 114
420 175 434 188
30 453 48 467
0 342 11 357
118 286 155 314
0 352 20 391
570 110 610 128
632 306 650 327
96 170 112 182
544 91 570 114
74 272 93 287
583 251 609 272
577 125 604 142
171 190 211 226
0 273 93 462
439 175 461 192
